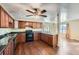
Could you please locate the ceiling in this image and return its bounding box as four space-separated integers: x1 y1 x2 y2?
0 3 69 22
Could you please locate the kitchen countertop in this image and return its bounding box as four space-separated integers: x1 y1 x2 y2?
0 28 58 54
0 28 58 36
0 32 17 54
0 30 26 54
41 32 58 35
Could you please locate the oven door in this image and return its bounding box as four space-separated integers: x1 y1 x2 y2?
26 31 34 42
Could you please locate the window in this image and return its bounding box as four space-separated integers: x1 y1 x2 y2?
60 12 67 22
59 11 67 33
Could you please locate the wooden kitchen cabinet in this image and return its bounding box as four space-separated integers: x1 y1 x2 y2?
0 6 14 28
38 33 41 40
0 7 6 27
32 22 42 29
0 51 3 55
36 22 42 28
53 35 58 48
29 22 33 28
3 39 14 55
34 32 41 41
5 13 9 27
47 35 53 46
32 22 37 29
18 21 42 29
18 21 26 28
9 17 14 28
16 33 26 43
40 33 58 48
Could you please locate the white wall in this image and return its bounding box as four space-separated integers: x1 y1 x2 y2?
68 20 79 40
60 4 68 22
14 21 18 28
68 4 79 20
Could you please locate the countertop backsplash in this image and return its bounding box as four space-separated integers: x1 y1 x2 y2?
0 28 42 35
0 28 58 35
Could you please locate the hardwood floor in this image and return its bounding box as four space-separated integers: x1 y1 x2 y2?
15 34 79 55
15 41 58 55
57 33 79 55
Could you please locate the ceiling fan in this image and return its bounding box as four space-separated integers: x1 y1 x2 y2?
26 8 47 17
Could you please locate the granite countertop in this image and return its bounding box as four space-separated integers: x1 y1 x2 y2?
41 32 58 35
0 32 18 39
0 28 58 54
0 32 18 54
0 34 8 39
0 29 39 54
0 28 58 36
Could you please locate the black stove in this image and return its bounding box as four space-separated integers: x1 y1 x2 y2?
25 30 34 42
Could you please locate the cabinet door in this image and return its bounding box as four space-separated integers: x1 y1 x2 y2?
36 23 40 28
4 39 14 55
9 17 14 28
0 52 4 55
45 34 49 43
34 32 40 41
9 39 14 55
5 13 9 27
4 48 7 55
53 35 58 48
19 21 26 28
12 19 14 28
38 33 41 40
48 35 53 46
16 33 25 43
0 8 9 28
40 33 44 41
29 22 33 28
4 45 9 55
32 22 36 29
1 9 5 27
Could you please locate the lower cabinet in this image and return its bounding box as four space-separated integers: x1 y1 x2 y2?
16 33 25 43
3 39 14 55
16 32 41 43
34 32 41 41
40 33 58 48
0 52 4 55
53 35 58 48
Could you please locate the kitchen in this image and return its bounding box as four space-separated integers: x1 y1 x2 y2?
0 3 58 55
1 3 79 55
1 1 79 59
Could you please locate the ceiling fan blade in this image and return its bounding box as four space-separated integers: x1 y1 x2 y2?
41 10 47 14
33 8 38 11
26 15 33 17
40 15 47 17
26 10 34 14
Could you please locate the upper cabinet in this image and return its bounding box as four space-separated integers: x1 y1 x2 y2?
0 6 14 28
0 7 5 27
9 16 14 28
18 21 26 28
18 21 42 29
